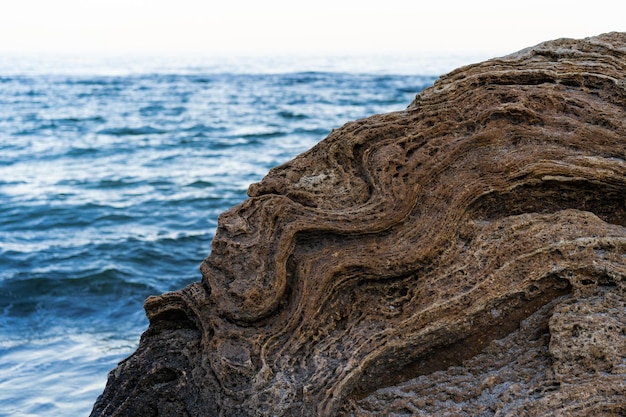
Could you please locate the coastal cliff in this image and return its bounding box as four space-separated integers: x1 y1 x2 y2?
91 33 626 416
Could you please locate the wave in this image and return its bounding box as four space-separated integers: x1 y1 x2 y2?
277 110 308 120
0 267 154 317
185 180 214 188
139 104 186 117
97 126 167 136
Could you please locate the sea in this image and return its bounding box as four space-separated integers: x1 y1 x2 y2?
0 53 484 416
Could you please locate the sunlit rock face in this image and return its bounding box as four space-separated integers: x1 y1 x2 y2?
91 33 626 417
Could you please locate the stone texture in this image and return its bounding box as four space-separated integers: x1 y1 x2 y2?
91 33 626 417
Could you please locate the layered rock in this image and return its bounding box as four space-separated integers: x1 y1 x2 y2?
91 33 626 417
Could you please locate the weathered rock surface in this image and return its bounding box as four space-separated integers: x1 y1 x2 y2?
91 33 626 417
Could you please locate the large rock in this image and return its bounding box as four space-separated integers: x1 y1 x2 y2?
91 33 626 416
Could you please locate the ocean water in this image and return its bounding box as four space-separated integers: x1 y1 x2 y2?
0 54 477 416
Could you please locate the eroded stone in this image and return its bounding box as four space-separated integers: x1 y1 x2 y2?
91 33 626 417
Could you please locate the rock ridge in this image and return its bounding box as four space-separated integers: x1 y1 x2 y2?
91 33 626 416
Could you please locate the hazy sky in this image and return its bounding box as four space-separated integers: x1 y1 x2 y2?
0 0 624 57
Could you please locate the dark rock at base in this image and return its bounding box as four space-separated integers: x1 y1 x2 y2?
91 33 626 416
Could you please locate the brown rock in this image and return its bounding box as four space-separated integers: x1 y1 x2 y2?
90 33 626 417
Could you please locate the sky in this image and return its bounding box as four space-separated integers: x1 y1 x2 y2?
0 0 624 57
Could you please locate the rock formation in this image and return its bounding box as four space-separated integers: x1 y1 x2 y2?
90 33 626 416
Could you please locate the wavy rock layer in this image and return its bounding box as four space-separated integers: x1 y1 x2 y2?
91 33 626 417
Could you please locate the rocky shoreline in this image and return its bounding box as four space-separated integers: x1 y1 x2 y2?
91 33 626 416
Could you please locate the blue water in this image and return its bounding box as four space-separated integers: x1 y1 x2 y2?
0 54 473 416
